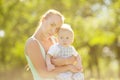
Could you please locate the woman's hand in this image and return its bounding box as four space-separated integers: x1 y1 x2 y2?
51 57 65 66
75 64 83 72
47 64 55 71
51 56 76 66
68 65 81 73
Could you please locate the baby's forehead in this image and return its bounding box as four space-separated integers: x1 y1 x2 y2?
59 30 73 36
59 29 72 33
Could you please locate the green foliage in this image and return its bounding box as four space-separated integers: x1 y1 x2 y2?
0 0 120 79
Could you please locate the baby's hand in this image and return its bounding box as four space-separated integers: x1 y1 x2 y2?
47 64 55 71
68 65 80 73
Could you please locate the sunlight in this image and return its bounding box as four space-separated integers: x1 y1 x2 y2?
102 47 116 58
0 30 5 38
91 3 101 12
103 0 112 5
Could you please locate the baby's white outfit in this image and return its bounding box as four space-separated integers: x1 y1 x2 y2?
48 43 84 80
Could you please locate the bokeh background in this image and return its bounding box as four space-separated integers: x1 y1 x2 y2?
0 0 120 80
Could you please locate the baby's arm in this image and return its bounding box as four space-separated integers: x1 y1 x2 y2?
46 54 55 71
51 56 76 66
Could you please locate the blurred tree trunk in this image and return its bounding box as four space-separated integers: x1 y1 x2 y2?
116 42 120 78
89 45 100 78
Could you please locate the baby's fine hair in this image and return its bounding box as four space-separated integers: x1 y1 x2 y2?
60 24 74 33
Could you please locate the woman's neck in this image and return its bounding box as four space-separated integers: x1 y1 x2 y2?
34 30 53 52
34 28 51 43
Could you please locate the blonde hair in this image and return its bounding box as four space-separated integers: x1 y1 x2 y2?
34 9 64 35
41 9 64 22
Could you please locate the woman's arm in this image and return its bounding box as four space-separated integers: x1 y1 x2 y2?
46 54 55 71
51 56 76 66
25 39 78 78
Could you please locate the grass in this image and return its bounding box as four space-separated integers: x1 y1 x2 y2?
0 68 120 80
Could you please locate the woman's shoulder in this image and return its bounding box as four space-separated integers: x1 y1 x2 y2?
25 37 40 55
25 37 36 47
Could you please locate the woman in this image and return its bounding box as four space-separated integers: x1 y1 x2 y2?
25 9 79 80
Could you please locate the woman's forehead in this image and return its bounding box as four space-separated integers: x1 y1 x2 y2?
50 15 62 22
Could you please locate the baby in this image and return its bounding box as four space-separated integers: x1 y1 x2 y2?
46 24 84 80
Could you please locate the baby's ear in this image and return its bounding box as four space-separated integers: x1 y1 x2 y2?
72 39 74 43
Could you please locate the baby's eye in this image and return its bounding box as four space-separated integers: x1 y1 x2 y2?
66 37 69 39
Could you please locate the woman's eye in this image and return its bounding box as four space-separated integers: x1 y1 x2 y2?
56 27 60 32
60 37 63 39
51 23 56 27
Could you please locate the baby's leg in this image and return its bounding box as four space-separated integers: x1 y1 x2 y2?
72 72 84 80
56 72 73 80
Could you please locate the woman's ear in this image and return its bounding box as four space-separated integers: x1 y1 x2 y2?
41 17 45 23
41 17 47 25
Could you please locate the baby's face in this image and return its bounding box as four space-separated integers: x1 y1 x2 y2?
58 30 74 47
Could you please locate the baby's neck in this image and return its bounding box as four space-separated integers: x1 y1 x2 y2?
59 43 70 47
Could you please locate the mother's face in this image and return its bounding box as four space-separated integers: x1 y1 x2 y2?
42 14 63 37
